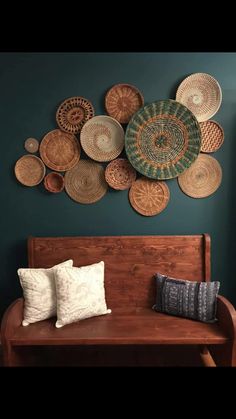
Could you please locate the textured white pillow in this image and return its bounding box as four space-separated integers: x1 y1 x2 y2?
18 259 73 326
54 261 111 328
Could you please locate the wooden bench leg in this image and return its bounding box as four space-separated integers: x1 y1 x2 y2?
209 342 236 367
199 346 216 367
2 343 27 367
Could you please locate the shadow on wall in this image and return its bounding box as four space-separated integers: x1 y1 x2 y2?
0 239 27 318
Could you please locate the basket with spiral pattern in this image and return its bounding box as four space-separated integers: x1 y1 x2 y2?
80 115 125 162
176 73 222 122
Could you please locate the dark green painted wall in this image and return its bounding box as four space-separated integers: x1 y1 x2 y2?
0 52 235 317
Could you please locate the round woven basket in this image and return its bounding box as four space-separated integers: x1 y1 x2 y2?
80 115 125 162
56 96 94 134
15 155 46 186
125 99 201 180
44 172 64 193
176 73 222 122
39 129 81 171
105 158 136 190
24 138 39 153
129 177 170 216
105 83 144 124
200 120 224 152
65 159 108 204
178 154 222 198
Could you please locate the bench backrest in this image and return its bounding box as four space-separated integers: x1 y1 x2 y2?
28 235 211 309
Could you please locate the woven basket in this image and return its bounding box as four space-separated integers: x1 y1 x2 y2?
56 96 94 134
15 155 46 187
178 154 222 198
105 158 136 190
65 159 108 204
24 138 39 153
200 120 224 152
129 177 170 216
80 115 125 162
105 83 144 124
39 129 80 171
176 73 222 122
125 100 201 180
44 172 64 193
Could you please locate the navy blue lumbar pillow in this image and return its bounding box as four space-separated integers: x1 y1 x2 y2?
152 273 220 323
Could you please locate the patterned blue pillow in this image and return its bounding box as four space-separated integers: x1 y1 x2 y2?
152 273 220 323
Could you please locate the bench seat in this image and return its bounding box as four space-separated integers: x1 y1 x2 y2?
9 302 228 346
1 235 236 366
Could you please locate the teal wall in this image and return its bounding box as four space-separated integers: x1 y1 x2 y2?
0 52 236 317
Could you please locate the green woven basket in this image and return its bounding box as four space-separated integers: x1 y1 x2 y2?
125 99 201 180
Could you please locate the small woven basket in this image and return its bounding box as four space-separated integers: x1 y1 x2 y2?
200 120 224 153
24 138 39 153
44 172 64 193
105 158 136 190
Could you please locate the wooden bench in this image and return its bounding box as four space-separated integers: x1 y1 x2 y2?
1 234 236 366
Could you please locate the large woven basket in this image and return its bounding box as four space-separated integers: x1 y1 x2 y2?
125 99 201 180
176 73 222 122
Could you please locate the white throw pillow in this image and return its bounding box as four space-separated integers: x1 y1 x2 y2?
18 259 73 326
54 261 111 328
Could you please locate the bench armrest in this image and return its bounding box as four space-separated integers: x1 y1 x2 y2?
1 298 24 343
216 295 236 339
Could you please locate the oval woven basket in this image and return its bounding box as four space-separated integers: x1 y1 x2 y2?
105 83 144 124
105 158 136 190
199 120 224 152
56 96 95 134
15 155 46 187
178 154 222 198
176 73 222 122
44 172 64 193
129 177 170 216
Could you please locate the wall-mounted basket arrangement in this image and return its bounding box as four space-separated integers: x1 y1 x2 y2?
14 74 224 216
